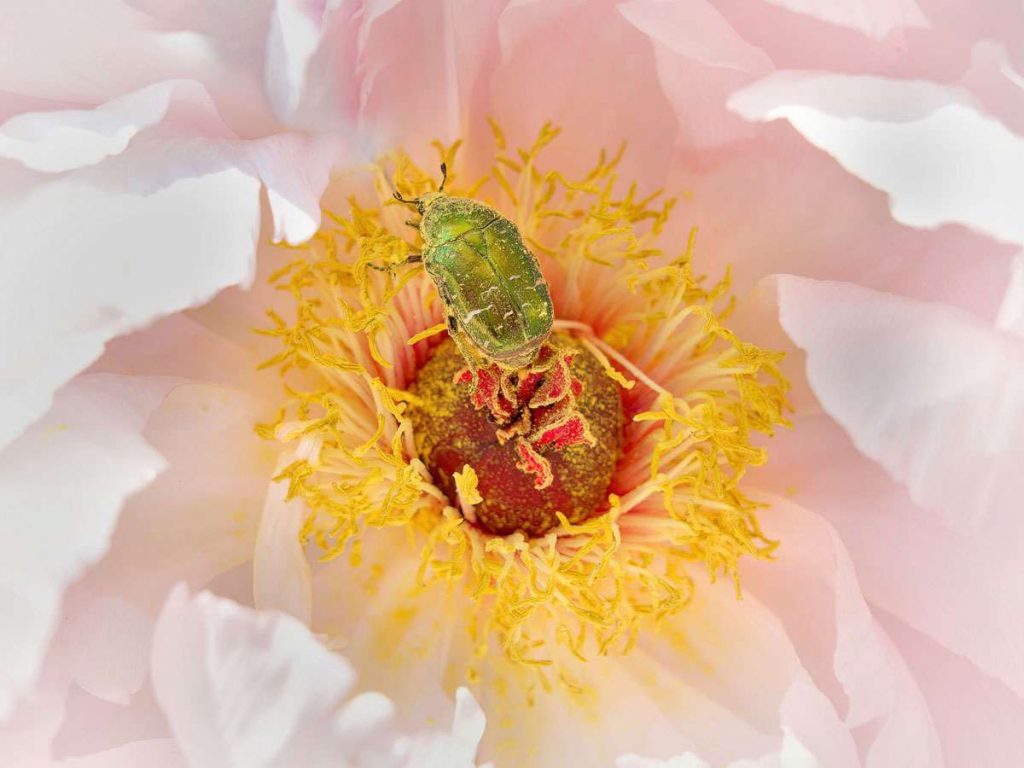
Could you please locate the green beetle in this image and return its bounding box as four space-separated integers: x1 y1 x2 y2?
392 164 553 369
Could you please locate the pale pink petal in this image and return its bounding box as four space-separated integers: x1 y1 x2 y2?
489 0 677 184
0 374 170 720
664 127 1015 322
751 409 1024 707
617 0 773 148
743 498 941 766
618 754 711 768
92 313 273 397
61 594 152 706
618 726 818 767
958 41 1024 137
0 1 185 105
879 610 1024 767
31 377 276 760
52 739 185 768
83 382 275 614
254 480 314 624
730 72 1024 246
758 0 928 41
245 132 344 244
355 0 507 154
403 687 487 768
710 0 1022 86
998 252 1024 337
776 276 1024 552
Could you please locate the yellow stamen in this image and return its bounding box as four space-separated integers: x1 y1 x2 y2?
454 464 484 506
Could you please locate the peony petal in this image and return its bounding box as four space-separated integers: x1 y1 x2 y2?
998 251 1024 338
151 584 360 767
617 0 772 148
83 382 275 617
0 162 260 453
310 528 875 766
730 72 1024 246
0 374 170 720
757 0 928 41
403 687 487 768
742 497 942 766
776 276 1024 551
245 132 343 245
488 0 677 184
151 585 487 768
0 1 181 104
52 738 185 768
34 378 277 760
664 125 1016 323
357 0 505 146
878 609 1024 767
752 409 1024 706
265 0 335 123
254 479 314 625
0 81 193 172
617 0 771 72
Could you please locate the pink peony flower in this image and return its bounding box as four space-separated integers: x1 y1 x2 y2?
2 1 1022 766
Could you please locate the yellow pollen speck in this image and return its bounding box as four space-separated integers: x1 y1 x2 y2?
454 464 484 506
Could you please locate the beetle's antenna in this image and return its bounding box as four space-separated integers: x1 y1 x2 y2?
392 190 420 209
438 162 448 193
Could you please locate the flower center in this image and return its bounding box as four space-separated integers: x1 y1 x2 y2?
408 334 624 536
258 125 791 675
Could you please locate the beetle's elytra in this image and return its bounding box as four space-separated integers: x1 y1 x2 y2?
394 164 553 369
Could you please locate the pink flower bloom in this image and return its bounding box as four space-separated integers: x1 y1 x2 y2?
1 1 1022 766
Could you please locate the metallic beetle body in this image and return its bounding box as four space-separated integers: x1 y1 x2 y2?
415 192 553 369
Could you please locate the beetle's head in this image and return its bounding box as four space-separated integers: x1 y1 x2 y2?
414 191 444 215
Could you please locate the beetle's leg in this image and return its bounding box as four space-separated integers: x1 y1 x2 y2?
438 162 448 193
405 219 420 229
365 253 422 272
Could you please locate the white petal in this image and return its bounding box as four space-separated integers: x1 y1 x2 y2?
0 374 170 720
152 585 360 768
265 0 333 123
152 587 485 768
0 81 211 173
730 72 1024 246
757 0 927 40
402 687 487 768
246 132 342 245
0 166 260 453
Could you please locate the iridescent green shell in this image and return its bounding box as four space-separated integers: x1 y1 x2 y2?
420 195 553 368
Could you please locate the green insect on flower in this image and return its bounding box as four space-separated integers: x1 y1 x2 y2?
391 164 554 370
